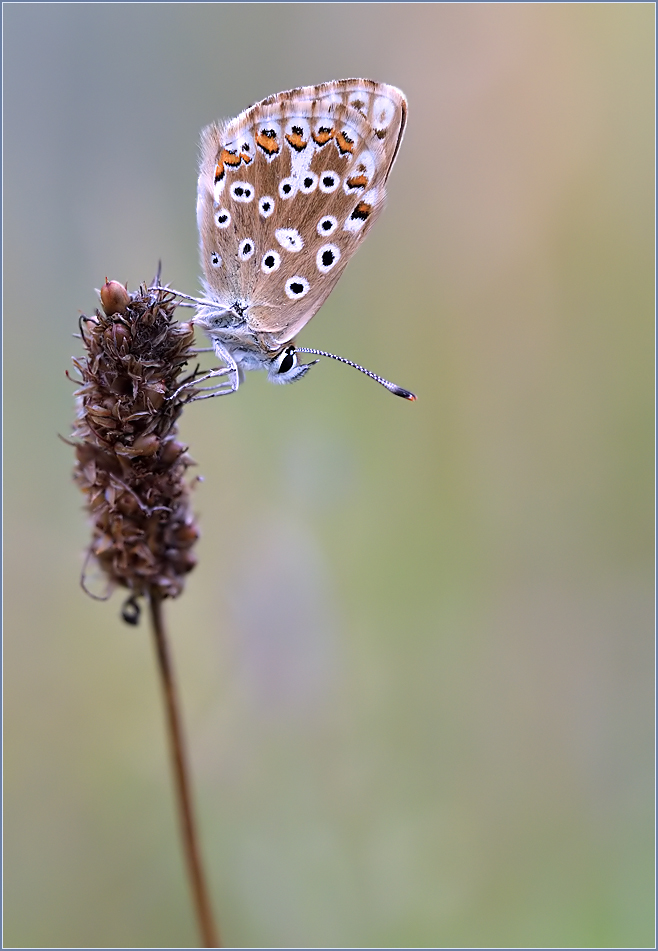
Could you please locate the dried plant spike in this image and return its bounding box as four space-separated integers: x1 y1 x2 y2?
100 278 131 316
71 279 221 947
72 280 201 610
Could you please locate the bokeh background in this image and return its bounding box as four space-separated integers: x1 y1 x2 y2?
3 4 654 948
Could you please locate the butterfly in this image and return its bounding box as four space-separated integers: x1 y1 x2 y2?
189 79 415 401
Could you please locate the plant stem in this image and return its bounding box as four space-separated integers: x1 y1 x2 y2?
149 591 221 948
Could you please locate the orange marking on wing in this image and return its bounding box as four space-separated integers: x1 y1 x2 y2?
220 148 241 168
214 162 225 184
346 174 368 190
255 130 280 155
351 201 372 221
312 126 334 146
285 129 307 152
335 130 355 155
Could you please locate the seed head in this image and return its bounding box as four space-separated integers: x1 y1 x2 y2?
71 281 201 605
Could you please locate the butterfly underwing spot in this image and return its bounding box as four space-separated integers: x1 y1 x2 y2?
210 252 222 268
214 208 231 228
285 122 309 153
347 92 369 117
312 124 334 147
238 238 255 261
285 276 310 299
213 147 239 186
300 172 318 194
220 147 241 169
317 215 338 236
230 181 254 203
213 148 240 199
373 95 396 135
344 173 368 193
319 172 339 194
278 178 297 200
344 150 375 194
238 133 254 163
275 228 304 253
259 196 275 218
335 129 355 155
261 250 281 273
344 200 373 233
255 125 281 158
316 244 341 273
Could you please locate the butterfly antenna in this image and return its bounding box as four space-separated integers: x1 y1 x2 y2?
296 348 416 401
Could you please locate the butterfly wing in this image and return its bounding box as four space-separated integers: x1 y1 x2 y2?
197 80 407 348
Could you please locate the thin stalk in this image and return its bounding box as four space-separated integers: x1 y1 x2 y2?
149 591 221 948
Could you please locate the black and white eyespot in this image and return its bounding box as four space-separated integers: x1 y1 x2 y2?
259 195 275 218
229 181 254 203
238 238 255 261
316 244 341 274
214 207 231 228
318 171 339 194
275 227 304 253
209 252 222 268
261 249 281 273
284 276 310 300
299 172 318 194
316 215 338 236
278 177 297 200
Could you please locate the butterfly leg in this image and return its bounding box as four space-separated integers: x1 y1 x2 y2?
170 366 230 401
184 340 241 401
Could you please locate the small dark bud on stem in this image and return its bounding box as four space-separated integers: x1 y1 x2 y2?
100 279 131 316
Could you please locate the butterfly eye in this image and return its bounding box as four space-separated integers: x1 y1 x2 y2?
276 346 297 375
268 346 317 387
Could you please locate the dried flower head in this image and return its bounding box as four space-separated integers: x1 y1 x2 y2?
71 280 201 609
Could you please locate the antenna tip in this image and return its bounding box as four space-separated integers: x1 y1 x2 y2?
390 385 417 401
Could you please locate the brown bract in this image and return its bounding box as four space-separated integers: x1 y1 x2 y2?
72 282 201 601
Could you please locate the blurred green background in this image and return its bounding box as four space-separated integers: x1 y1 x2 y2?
3 4 654 948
